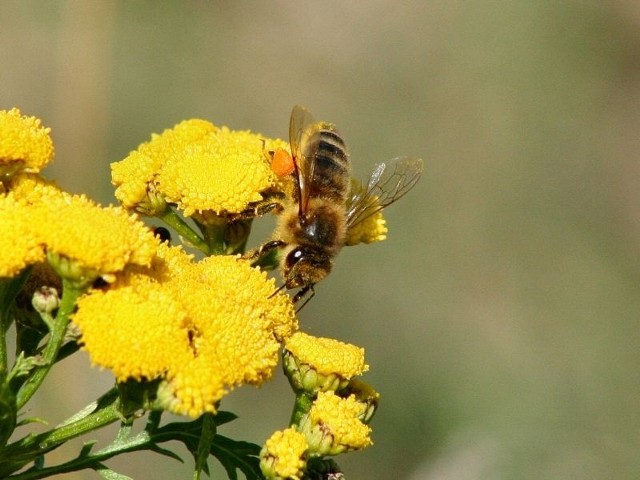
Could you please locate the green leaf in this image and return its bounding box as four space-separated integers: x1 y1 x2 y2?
2 410 263 479
95 463 134 480
0 376 17 446
147 443 184 463
150 412 262 479
9 353 47 382
0 267 32 325
194 413 216 479
15 416 47 427
210 435 262 480
213 410 238 427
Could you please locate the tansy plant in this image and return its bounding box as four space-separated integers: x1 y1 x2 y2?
0 108 383 480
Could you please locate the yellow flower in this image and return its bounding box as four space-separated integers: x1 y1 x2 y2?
0 108 54 177
5 173 65 205
112 119 284 218
0 194 45 278
161 255 297 417
283 332 368 394
285 332 368 378
0 175 65 279
340 378 380 424
300 391 372 456
345 209 387 246
260 428 308 480
110 150 166 215
129 242 196 286
111 120 217 214
158 127 277 217
36 194 158 283
0 173 155 284
73 284 190 382
74 247 297 418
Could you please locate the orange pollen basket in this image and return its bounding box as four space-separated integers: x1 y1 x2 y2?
271 148 295 177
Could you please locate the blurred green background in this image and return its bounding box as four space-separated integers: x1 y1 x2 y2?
3 1 640 478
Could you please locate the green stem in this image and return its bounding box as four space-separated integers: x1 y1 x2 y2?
289 392 315 427
15 280 84 410
0 389 121 477
195 217 227 255
38 390 121 449
157 206 209 253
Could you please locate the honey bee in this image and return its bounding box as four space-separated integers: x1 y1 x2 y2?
250 105 423 307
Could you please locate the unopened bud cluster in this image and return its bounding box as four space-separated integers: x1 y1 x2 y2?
260 332 379 479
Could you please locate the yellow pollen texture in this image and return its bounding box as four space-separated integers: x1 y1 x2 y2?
263 428 307 479
310 392 372 450
0 108 54 173
73 285 190 382
158 128 276 216
285 331 368 378
36 195 158 275
0 194 45 278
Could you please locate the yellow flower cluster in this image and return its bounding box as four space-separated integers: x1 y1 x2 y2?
112 119 289 217
302 391 372 455
0 107 157 283
0 173 158 283
260 428 308 480
282 331 370 395
263 331 377 473
285 331 368 378
345 210 388 245
73 244 298 417
2 106 386 477
0 193 45 278
0 108 54 177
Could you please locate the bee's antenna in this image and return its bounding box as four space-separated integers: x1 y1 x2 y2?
269 283 288 299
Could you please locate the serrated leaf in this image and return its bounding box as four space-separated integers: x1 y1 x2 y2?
16 415 48 427
148 413 262 479
95 462 134 480
213 410 238 426
194 413 216 479
210 435 262 480
79 441 98 457
148 443 185 463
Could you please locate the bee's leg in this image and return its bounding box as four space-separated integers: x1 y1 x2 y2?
242 239 286 262
234 193 285 221
293 285 315 312
233 203 276 221
254 201 284 217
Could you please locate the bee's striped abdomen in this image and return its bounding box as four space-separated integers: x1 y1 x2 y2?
306 126 351 203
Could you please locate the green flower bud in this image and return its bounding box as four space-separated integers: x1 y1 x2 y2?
31 285 59 314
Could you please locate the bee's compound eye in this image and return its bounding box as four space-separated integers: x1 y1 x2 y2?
283 247 309 289
286 246 317 272
288 247 306 265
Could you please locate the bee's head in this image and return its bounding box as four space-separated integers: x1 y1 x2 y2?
283 245 332 289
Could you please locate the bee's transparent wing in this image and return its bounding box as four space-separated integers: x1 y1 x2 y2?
289 105 319 215
346 157 424 230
